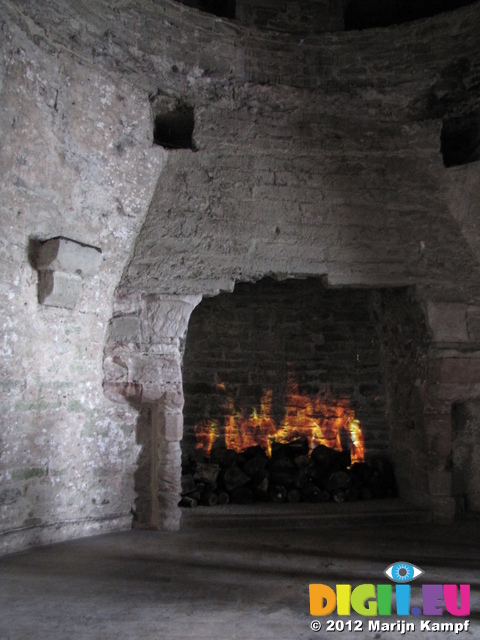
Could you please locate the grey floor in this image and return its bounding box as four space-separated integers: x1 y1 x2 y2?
0 502 478 640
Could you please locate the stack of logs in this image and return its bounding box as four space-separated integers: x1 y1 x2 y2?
179 439 396 507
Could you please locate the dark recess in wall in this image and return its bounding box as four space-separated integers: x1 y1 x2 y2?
441 114 480 167
153 106 196 150
344 0 475 29
176 0 236 19
182 277 390 456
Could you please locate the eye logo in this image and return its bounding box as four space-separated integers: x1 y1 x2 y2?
310 561 471 619
384 562 424 583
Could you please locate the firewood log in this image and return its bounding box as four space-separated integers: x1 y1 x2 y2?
270 484 288 503
179 496 197 508
193 462 220 484
287 489 301 503
223 463 251 492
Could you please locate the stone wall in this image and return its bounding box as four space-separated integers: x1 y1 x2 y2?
452 402 480 513
372 288 431 507
1 0 480 552
0 0 166 553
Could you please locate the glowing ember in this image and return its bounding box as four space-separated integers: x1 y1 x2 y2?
194 372 365 464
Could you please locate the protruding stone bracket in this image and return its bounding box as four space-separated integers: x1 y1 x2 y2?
34 237 102 309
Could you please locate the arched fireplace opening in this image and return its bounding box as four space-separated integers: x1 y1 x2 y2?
180 278 430 510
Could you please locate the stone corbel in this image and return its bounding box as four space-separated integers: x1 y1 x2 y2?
35 237 102 309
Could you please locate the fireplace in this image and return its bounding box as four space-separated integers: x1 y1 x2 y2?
179 278 428 508
104 276 478 529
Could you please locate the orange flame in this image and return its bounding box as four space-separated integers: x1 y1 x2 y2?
194 373 365 464
224 388 277 456
194 419 220 455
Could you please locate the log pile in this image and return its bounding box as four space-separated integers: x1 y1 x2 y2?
179 439 396 507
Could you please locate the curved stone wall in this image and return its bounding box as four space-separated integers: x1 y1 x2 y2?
1 0 480 551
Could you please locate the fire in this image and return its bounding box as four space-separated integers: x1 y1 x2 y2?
194 373 365 464
348 419 365 466
224 388 277 456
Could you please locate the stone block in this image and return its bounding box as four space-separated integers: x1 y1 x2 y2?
38 271 83 309
163 413 183 442
423 413 451 437
0 488 22 505
108 315 141 346
163 390 185 413
428 470 452 496
466 306 480 342
435 383 480 404
127 354 182 402
429 496 456 523
103 381 143 405
428 357 480 385
425 302 468 343
142 295 202 343
103 356 128 383
36 237 102 277
424 414 452 460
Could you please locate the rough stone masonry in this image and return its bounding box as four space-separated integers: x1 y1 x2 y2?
1 0 480 553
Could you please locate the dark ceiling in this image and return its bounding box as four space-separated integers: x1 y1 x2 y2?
344 0 476 30
177 0 477 30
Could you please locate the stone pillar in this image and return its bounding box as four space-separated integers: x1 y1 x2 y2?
423 301 480 521
103 294 201 530
156 404 184 531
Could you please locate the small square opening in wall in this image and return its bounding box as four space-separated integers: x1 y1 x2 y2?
153 106 195 150
441 113 480 168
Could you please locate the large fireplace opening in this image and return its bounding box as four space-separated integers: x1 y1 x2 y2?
180 278 430 509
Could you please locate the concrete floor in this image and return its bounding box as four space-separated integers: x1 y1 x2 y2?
0 503 478 640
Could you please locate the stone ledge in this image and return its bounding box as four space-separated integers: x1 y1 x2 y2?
36 237 102 278
38 271 83 309
34 237 102 309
